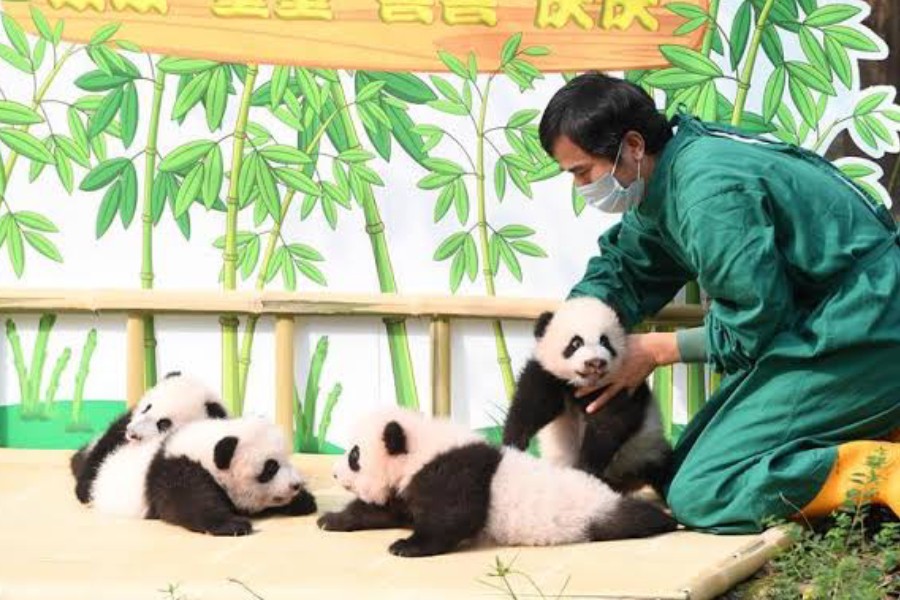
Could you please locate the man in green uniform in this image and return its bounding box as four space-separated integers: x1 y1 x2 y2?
538 72 900 534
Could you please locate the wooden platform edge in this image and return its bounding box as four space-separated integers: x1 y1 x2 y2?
679 527 793 600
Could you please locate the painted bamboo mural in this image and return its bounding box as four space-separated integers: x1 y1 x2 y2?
421 34 560 400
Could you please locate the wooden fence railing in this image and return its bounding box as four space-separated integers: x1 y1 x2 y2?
0 288 706 443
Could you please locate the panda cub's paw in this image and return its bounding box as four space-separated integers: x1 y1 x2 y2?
207 517 253 537
388 534 450 558
281 489 317 516
316 511 353 531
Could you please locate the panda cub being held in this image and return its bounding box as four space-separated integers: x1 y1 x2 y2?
317 407 676 557
89 417 317 535
70 371 228 505
502 297 673 497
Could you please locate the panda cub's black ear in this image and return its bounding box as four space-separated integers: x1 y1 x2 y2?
534 311 554 339
205 401 228 419
214 436 239 470
382 421 407 455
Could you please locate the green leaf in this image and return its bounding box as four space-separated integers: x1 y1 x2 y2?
511 240 547 258
91 131 107 161
418 172 458 190
467 52 478 80
498 224 535 239
89 22 121 45
151 174 168 224
384 103 427 164
0 44 31 73
275 168 319 195
883 109 900 123
433 183 454 223
0 129 55 164
839 162 875 179
430 75 464 105
281 257 297 290
365 72 437 104
501 33 522 65
789 77 817 128
854 91 888 116
203 145 223 208
205 67 228 131
116 40 141 52
30 7 53 41
696 80 718 121
508 165 532 198
158 57 219 75
494 160 507 201
453 179 469 225
239 236 260 280
256 162 280 219
428 100 469 116
761 25 784 65
434 232 467 261
763 65 786 122
449 251 465 293
33 37 46 70
853 114 878 149
88 88 123 139
356 80 386 104
29 152 47 182
296 68 322 112
54 148 73 193
497 238 522 281
799 27 830 77
424 157 465 175
338 149 374 164
522 46 550 57
96 181 121 238
643 68 711 90
675 16 707 35
288 243 324 262
823 34 852 88
0 101 43 126
823 25 879 52
804 4 860 27
438 50 469 79
174 164 204 217
6 224 24 277
462 234 477 282
119 82 138 148
297 261 326 286
786 61 835 95
119 163 137 227
862 115 892 145
159 140 216 174
270 65 290 109
75 70 133 92
22 231 61 263
80 157 129 191
660 45 723 78
260 145 311 165
173 72 211 121
2 14 29 58
320 195 338 229
507 109 539 129
738 111 777 134
667 2 707 19
15 211 57 232
265 248 285 283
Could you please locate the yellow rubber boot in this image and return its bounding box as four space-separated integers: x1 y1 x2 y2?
799 441 900 520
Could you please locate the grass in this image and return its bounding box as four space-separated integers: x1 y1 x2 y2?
478 554 570 599
0 401 126 449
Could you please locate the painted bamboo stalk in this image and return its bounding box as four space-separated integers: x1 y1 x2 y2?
651 325 675 442
5 319 30 415
125 314 144 407
274 315 295 444
731 0 777 126
44 347 72 415
430 317 451 417
476 77 516 400
699 0 721 57
27 313 56 412
297 336 328 452
325 79 420 410
140 70 167 390
70 328 97 426
222 64 259 414
684 282 706 419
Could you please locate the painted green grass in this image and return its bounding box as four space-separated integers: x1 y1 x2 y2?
0 401 126 449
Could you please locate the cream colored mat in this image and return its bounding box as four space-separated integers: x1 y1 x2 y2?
0 449 789 600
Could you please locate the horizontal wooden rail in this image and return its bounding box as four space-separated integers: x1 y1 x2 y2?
0 288 706 325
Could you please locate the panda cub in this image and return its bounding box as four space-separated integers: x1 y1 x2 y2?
502 297 673 497
317 407 676 557
71 371 227 505
90 417 317 535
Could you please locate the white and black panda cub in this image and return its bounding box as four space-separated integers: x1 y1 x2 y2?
91 417 317 535
71 371 228 505
502 297 673 497
317 407 676 558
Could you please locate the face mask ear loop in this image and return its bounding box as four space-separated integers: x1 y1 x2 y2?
611 141 623 176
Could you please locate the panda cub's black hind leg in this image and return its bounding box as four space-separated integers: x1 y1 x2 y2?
587 496 678 542
317 498 410 531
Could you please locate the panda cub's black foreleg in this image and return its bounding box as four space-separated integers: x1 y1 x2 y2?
317 498 410 532
575 383 652 483
588 495 678 541
502 359 568 450
73 410 133 503
146 455 253 536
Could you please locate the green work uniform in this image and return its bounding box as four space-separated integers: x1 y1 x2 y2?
569 113 900 534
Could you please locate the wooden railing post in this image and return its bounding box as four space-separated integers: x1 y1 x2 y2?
125 314 145 407
430 317 451 417
274 315 295 447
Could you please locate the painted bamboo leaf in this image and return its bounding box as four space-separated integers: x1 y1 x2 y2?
206 67 229 131
799 27 830 77
255 162 280 219
449 251 465 292
824 34 852 88
203 145 223 207
511 240 547 258
173 72 211 121
89 22 120 45
497 238 522 281
438 50 469 80
120 82 139 148
54 148 74 193
260 145 311 165
786 61 835 95
296 261 326 286
854 91 888 116
275 168 319 195
160 140 216 173
494 160 507 201
23 231 62 262
804 4 860 28
0 129 55 164
730 1 752 70
823 25 879 52
463 234 478 282
789 76 817 127
80 157 130 191
763 66 786 121
96 182 121 238
364 71 437 103
659 45 723 77
0 101 43 126
174 164 204 217
675 16 707 36
454 179 469 224
434 184 454 222
158 57 218 74
88 88 123 139
498 224 535 238
643 68 711 90
761 25 785 65
7 225 25 277
15 212 57 232
30 7 53 41
434 232 467 261
0 44 31 73
55 135 90 168
2 14 29 58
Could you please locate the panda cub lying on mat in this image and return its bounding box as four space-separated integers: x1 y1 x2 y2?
317 407 677 557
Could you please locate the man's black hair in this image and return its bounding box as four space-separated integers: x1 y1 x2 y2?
539 72 673 161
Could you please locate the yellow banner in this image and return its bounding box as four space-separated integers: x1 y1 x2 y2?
5 0 707 71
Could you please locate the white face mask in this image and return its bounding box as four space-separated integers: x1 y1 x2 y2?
576 142 644 214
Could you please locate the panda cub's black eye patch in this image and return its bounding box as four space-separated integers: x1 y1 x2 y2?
142 404 152 414
156 418 172 433
348 445 360 472
257 459 280 483
599 334 617 358
563 335 584 358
